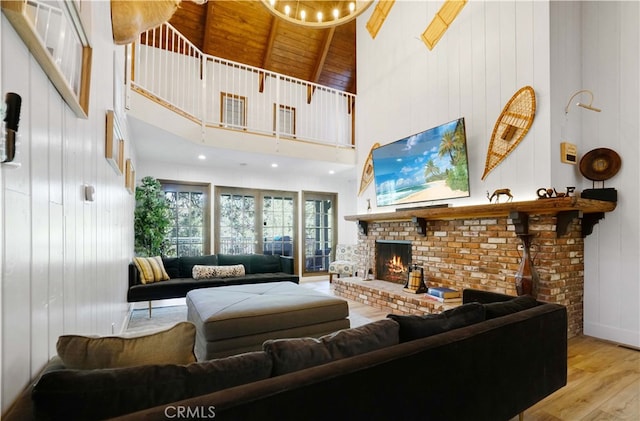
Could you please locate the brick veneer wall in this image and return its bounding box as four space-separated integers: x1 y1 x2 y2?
355 215 584 336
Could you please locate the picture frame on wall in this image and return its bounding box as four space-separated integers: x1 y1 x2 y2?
118 139 125 174
125 159 135 194
105 110 123 175
2 0 92 118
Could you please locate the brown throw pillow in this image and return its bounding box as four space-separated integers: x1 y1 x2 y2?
56 322 196 369
263 319 399 376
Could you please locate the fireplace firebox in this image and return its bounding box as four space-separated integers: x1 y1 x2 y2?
375 240 411 284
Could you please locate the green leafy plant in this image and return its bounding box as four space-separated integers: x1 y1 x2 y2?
134 176 171 257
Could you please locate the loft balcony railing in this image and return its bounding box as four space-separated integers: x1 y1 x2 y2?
129 23 355 148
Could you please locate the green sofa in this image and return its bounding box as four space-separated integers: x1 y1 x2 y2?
127 254 298 315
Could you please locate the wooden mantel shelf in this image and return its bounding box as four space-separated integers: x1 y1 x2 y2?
345 197 616 237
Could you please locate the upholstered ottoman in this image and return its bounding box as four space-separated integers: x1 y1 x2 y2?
187 281 350 360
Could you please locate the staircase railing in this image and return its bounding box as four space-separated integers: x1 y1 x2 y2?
129 23 355 148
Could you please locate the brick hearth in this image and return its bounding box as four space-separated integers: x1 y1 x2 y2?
335 214 585 337
332 277 458 315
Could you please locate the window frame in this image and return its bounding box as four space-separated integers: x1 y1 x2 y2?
220 92 247 129
160 180 212 257
273 103 296 138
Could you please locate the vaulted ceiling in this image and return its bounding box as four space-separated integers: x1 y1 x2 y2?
168 0 357 94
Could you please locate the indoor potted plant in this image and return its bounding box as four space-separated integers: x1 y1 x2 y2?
134 176 171 257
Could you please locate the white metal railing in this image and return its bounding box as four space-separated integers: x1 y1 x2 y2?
130 23 355 147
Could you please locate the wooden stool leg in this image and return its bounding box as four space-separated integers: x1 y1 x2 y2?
519 411 524 421
329 273 333 283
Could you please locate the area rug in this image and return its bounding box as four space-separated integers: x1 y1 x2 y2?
126 306 188 334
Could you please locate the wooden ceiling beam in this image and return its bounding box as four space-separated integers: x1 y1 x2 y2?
202 0 216 53
260 16 279 93
307 26 335 103
312 26 335 83
262 16 279 70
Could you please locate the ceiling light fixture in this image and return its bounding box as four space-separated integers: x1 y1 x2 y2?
260 1 373 29
198 154 206 160
564 89 602 114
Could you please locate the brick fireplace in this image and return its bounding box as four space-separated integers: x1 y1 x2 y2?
341 214 586 337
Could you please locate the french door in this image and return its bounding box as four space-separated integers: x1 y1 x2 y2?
302 191 336 275
215 187 297 257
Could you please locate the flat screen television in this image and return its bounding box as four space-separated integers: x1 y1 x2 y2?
372 117 470 207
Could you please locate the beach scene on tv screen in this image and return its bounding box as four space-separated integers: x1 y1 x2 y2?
372 118 470 207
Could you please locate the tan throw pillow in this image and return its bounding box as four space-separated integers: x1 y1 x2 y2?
56 322 197 369
133 256 170 284
192 264 245 279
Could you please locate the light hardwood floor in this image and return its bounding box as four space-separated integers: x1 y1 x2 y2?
301 278 640 421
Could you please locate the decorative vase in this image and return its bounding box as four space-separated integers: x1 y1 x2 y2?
515 234 539 296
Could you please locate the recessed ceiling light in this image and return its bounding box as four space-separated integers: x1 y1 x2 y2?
198 154 206 160
329 170 335 174
271 163 278 168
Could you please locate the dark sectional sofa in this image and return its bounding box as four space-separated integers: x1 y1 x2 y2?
128 253 298 314
3 289 568 421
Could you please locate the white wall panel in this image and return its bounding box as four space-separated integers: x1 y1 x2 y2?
357 0 552 211
1 1 134 410
581 1 640 347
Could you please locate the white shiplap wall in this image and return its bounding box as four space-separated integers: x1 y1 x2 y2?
356 1 639 347
356 1 552 211
1 2 135 411
579 1 640 347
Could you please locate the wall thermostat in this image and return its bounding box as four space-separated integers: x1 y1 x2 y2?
561 142 577 164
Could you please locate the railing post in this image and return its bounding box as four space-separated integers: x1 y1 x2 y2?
201 55 207 135
275 76 280 146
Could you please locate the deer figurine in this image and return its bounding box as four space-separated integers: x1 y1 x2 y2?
487 188 513 203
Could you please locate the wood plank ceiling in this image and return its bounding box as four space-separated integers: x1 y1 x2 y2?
168 0 357 94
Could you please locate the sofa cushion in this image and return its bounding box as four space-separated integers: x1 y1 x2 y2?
263 319 399 376
218 254 255 273
178 255 218 278
483 295 539 319
162 257 180 278
56 322 196 369
387 302 486 342
250 254 282 273
193 264 245 279
32 351 273 421
133 256 169 284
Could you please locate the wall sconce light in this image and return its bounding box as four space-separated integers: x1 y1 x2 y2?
1 92 22 163
564 89 602 114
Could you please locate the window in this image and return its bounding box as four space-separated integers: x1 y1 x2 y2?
273 104 296 137
162 181 211 257
215 187 297 257
221 92 246 128
302 191 336 274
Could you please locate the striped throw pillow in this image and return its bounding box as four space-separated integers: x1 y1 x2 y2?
133 256 170 284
